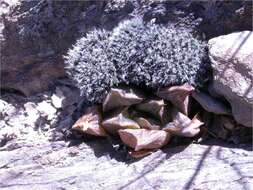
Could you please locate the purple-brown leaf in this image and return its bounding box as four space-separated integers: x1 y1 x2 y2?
135 117 161 130
163 109 203 137
128 149 156 158
119 129 170 151
102 108 140 134
72 106 107 137
103 87 144 112
157 83 194 115
135 99 169 124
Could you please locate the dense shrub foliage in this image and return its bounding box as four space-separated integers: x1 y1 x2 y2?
108 18 209 88
65 29 118 103
108 18 152 85
145 23 209 88
65 18 210 104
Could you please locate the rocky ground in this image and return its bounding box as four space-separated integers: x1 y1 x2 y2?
0 85 252 190
0 83 81 145
0 139 252 190
0 1 252 189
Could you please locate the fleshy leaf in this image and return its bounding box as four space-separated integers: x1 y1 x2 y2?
172 108 192 128
72 106 107 137
128 149 156 158
119 129 170 151
192 91 231 115
157 83 194 115
180 117 203 137
163 109 203 137
102 108 140 134
135 99 169 124
103 86 145 112
135 117 161 130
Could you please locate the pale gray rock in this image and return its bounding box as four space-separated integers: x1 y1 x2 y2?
51 87 65 109
192 91 231 115
37 101 57 121
0 99 8 114
0 139 252 190
208 31 253 127
0 88 71 145
24 102 40 126
0 101 16 117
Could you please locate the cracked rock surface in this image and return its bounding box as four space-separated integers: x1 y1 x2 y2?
0 88 252 190
0 139 252 190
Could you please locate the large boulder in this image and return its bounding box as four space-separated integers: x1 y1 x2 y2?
208 31 253 127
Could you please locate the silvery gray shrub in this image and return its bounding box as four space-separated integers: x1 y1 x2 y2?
64 29 118 103
107 18 152 85
65 18 210 104
108 18 209 88
145 22 209 88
